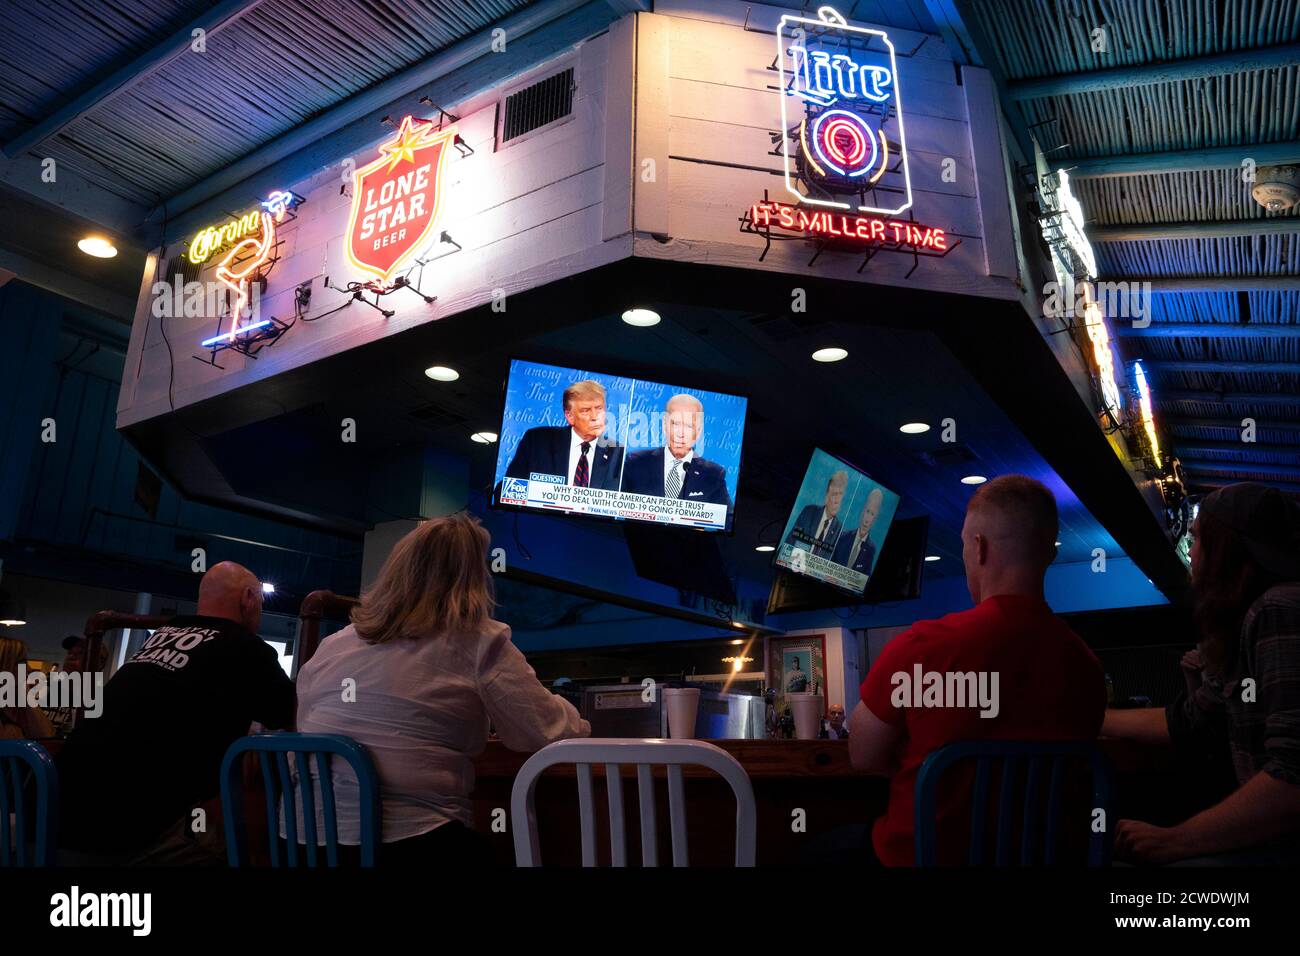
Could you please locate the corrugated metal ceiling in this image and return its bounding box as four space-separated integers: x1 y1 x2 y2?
0 0 532 205
970 0 1300 493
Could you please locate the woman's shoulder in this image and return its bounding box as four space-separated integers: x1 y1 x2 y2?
299 623 363 673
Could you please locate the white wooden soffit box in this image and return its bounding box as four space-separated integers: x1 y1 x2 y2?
116 3 1019 432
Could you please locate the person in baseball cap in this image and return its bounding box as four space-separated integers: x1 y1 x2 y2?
61 635 107 673
1108 482 1300 865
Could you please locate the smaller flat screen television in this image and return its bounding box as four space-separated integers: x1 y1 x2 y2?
772 448 901 595
767 516 928 614
492 359 747 532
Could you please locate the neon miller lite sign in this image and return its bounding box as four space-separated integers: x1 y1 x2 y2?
777 6 912 215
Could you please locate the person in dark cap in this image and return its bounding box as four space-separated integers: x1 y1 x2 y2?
44 637 111 737
61 635 108 674
1104 482 1300 864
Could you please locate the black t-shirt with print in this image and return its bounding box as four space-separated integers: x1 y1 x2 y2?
57 614 295 852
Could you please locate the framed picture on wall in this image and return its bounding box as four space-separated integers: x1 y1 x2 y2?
766 633 828 718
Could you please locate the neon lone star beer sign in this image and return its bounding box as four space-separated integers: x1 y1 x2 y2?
345 115 457 285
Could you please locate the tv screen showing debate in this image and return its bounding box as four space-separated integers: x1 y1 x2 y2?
492 359 747 532
774 448 901 595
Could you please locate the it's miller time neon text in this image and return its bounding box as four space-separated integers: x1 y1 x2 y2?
750 199 947 250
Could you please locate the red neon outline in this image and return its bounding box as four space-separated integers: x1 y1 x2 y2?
822 117 867 167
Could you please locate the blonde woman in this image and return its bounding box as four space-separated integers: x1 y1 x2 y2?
0 636 55 740
292 513 589 865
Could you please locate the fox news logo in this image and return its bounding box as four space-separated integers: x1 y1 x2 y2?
500 477 529 504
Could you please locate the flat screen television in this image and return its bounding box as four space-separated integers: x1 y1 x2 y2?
767 516 929 614
492 359 747 532
772 448 902 595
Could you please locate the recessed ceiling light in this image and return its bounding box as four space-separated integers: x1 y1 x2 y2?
730 639 744 645
471 431 498 444
924 555 941 562
961 475 988 485
755 544 776 552
425 365 459 381
731 622 746 629
77 236 117 258
811 347 847 363
0 619 26 627
621 308 660 327
899 422 930 434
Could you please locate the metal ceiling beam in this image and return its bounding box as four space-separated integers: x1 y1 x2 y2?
1168 416 1300 432
1181 458 1300 480
1091 218 1300 241
1099 276 1300 293
2 0 268 159
1115 322 1300 338
1008 43 1300 101
1066 141 1300 179
1147 359 1300 374
1176 440 1298 457
0 153 148 237
1191 478 1300 494
0 246 134 319
152 0 604 225
1161 389 1300 405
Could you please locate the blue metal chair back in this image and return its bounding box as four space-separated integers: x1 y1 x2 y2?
220 733 381 867
0 739 58 866
914 740 1113 866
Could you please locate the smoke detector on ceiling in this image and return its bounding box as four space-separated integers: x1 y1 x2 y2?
1251 165 1300 212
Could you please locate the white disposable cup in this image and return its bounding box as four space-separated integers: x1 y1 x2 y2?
788 693 822 740
663 687 701 738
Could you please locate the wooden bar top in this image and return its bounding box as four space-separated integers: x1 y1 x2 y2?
474 737 858 779
474 735 1179 780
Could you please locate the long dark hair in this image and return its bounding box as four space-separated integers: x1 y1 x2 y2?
1192 509 1280 676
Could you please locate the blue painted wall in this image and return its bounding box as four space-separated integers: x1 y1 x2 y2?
0 282 362 605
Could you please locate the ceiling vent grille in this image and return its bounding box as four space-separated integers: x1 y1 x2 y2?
501 67 574 144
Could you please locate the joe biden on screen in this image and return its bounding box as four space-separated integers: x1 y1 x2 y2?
620 394 732 509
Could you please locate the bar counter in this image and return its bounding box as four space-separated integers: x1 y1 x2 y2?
471 738 883 865
469 736 1192 866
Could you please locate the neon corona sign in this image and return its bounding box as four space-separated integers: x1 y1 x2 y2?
345 115 457 285
214 190 297 322
749 199 946 250
186 190 298 266
1134 360 1161 463
777 6 911 214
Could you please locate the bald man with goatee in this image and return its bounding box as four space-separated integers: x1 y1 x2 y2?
57 562 295 864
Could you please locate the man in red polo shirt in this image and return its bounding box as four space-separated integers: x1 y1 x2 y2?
849 474 1105 865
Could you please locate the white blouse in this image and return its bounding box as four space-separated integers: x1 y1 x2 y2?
289 619 589 844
